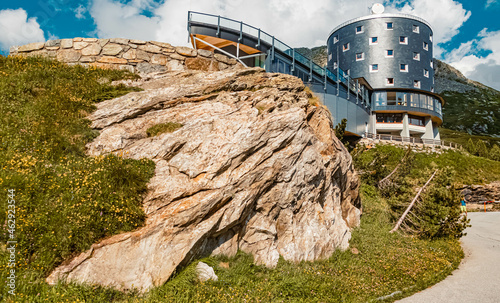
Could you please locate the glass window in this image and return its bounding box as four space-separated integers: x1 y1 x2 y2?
377 113 403 123
424 69 429 77
334 35 339 44
386 78 394 86
333 61 338 69
408 115 425 126
410 94 419 107
423 42 429 50
370 37 378 45
430 34 433 42
413 52 420 61
419 94 427 108
396 92 407 106
373 91 386 107
413 25 420 33
400 64 408 72
414 80 421 88
387 92 397 105
400 36 408 44
386 22 393 29
370 64 379 72
343 43 350 51
356 52 364 61
386 49 394 57
356 25 363 33
427 96 433 110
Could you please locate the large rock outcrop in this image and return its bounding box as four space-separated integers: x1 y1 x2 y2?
461 181 500 203
46 67 361 292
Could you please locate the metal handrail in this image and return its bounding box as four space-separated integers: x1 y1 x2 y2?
188 11 369 107
364 132 462 149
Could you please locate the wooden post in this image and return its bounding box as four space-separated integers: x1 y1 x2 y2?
390 169 438 233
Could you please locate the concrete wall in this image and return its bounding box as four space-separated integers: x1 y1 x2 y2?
9 38 242 73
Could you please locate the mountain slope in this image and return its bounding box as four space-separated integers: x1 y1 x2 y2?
299 45 500 137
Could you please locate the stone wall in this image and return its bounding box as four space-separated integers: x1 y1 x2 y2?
9 38 241 73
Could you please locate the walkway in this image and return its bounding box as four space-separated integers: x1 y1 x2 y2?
397 212 500 303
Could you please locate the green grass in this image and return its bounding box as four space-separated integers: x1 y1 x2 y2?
146 122 183 137
0 56 155 301
441 88 500 137
439 128 500 148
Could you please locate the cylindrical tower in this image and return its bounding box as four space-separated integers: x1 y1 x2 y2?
326 5 444 140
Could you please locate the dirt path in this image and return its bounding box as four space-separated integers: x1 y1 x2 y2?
397 212 500 303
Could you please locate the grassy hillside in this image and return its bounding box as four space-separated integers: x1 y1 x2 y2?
0 56 155 301
440 89 500 136
2 55 499 302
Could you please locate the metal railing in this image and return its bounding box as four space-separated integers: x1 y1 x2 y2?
364 133 462 149
187 11 369 108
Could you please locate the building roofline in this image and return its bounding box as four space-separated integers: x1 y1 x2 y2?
328 13 433 39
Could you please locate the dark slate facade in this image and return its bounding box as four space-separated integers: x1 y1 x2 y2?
327 14 434 92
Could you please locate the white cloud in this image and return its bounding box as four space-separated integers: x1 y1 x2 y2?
88 0 470 51
486 0 498 8
74 4 87 19
89 0 160 40
384 0 471 54
445 29 500 90
0 9 45 51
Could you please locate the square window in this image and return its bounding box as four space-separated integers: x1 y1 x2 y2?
430 60 434 68
370 37 378 45
400 64 408 72
343 43 350 52
386 78 394 86
334 35 339 44
423 42 429 50
333 61 338 69
356 52 364 61
414 80 421 88
356 25 363 34
386 49 394 57
424 69 429 77
370 64 379 72
400 36 408 44
413 25 420 33
346 69 350 76
431 87 435 92
386 22 393 30
430 34 433 42
413 52 420 61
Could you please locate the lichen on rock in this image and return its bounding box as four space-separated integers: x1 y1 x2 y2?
46 66 361 292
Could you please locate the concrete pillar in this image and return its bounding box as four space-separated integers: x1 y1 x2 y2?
433 123 441 140
369 113 377 135
401 113 410 138
422 117 434 140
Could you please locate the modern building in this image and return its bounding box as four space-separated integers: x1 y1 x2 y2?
327 6 443 140
187 3 444 143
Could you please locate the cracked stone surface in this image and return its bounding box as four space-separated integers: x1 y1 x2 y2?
47 67 361 292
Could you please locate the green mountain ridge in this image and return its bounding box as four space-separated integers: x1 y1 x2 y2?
298 45 500 138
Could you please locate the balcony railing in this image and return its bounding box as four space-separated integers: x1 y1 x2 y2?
365 133 462 149
188 11 369 108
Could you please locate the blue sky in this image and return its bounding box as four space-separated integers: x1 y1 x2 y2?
1 0 499 90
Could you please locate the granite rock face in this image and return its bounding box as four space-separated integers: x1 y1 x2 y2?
46 67 361 292
462 181 500 203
